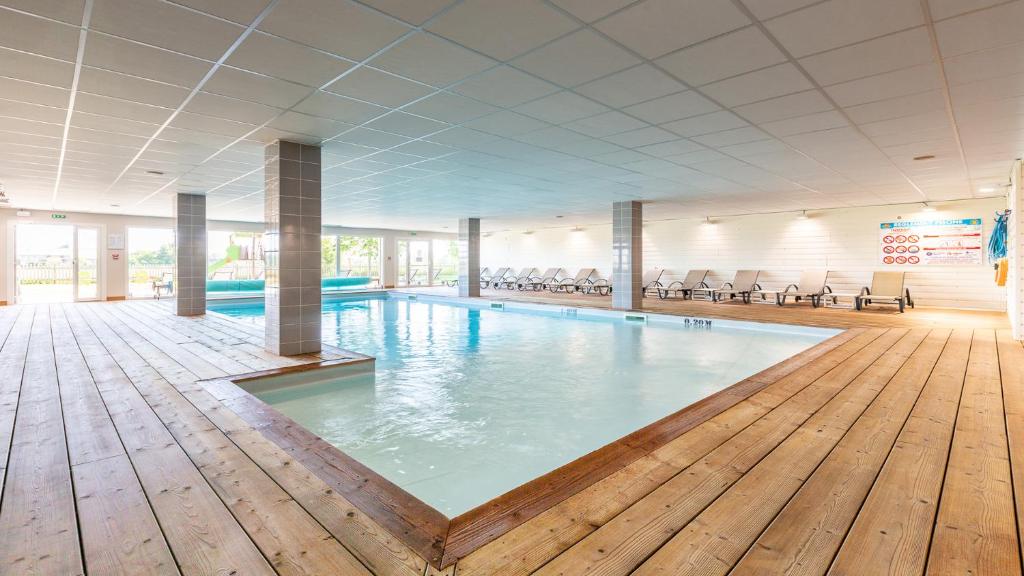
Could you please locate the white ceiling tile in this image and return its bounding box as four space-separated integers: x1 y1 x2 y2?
204 66 311 109
622 90 720 124
324 67 433 108
464 110 550 136
512 91 608 124
171 0 274 24
0 77 69 108
185 91 283 125
825 63 942 107
511 29 640 87
739 0 819 21
574 65 685 108
732 89 834 123
798 27 934 87
634 139 705 157
759 110 849 136
226 32 353 88
370 33 497 87
427 0 580 61
451 65 560 107
425 126 500 147
0 46 74 87
268 110 353 139
844 89 946 124
701 63 814 107
595 0 750 59
0 98 67 124
934 0 1024 57
292 90 388 124
691 125 771 147
763 0 924 58
663 110 749 137
0 0 86 25
258 0 410 61
0 8 81 61
950 72 1024 107
402 92 499 123
548 0 635 23
363 111 449 138
171 111 256 137
77 66 190 109
74 92 173 124
83 32 210 87
927 0 1006 20
563 110 647 137
91 0 244 60
601 125 677 147
359 0 456 25
944 43 1024 86
655 26 786 87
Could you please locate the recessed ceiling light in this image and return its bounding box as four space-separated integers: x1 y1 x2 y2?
110 204 120 208
555 215 563 218
921 202 936 212
979 186 996 193
522 230 534 235
912 155 935 161
796 210 808 220
146 169 165 176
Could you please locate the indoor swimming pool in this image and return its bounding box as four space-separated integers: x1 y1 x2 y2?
209 294 836 516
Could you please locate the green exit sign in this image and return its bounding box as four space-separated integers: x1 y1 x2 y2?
51 214 67 219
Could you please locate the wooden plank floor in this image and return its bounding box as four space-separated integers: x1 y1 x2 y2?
0 299 1019 575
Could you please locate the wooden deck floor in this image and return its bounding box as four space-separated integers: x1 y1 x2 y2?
0 299 1020 575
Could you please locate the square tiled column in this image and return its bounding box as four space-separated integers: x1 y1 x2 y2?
459 218 480 297
173 193 206 316
612 200 642 310
264 140 321 356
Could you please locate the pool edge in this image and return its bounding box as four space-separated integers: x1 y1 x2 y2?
197 327 864 570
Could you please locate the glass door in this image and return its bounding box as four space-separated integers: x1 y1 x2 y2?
396 239 431 286
75 226 99 301
13 223 101 303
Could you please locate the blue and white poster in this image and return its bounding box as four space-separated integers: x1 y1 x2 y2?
879 218 983 266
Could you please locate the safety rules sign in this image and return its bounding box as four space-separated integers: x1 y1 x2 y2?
879 218 983 266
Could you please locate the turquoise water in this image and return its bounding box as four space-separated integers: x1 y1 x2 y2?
210 295 833 516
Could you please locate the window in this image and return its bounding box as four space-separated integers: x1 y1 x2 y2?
322 235 381 284
208 231 264 280
432 239 458 285
127 227 175 298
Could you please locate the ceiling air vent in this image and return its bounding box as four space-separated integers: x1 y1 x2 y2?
0 183 9 204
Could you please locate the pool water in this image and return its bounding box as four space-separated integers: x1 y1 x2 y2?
211 294 834 516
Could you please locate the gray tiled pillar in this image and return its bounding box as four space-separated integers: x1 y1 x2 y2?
458 218 480 297
264 140 321 356
173 193 206 316
612 200 642 310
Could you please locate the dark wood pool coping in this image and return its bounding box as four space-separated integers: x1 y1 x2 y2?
199 328 858 569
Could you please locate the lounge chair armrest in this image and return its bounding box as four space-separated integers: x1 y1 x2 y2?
784 283 799 293
752 283 762 291
860 286 870 296
722 282 733 289
665 281 684 290
698 281 709 289
823 285 833 294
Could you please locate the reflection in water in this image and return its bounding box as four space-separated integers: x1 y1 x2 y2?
213 295 829 516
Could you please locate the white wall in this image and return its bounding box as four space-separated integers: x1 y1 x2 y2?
0 208 454 303
483 197 1007 311
1009 160 1023 337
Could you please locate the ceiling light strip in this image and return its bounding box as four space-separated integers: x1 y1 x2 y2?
51 0 94 208
106 0 281 195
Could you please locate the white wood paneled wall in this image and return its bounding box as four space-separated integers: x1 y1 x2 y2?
1009 160 1022 336
482 197 1007 311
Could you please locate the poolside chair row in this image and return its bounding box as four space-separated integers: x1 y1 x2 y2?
658 269 915 313
480 267 670 296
